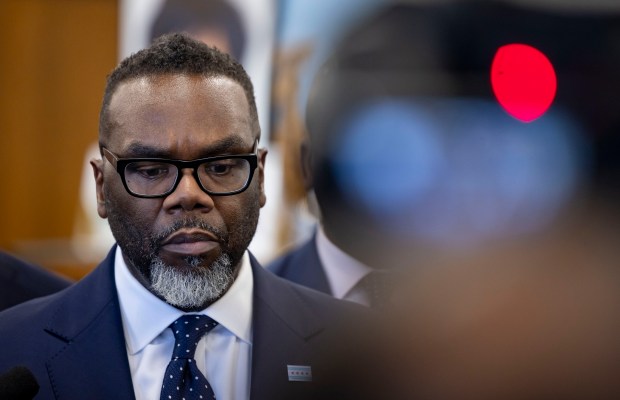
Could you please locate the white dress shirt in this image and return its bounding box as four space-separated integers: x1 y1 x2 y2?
315 227 373 306
114 247 253 400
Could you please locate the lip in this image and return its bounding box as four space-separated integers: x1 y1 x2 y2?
160 229 220 256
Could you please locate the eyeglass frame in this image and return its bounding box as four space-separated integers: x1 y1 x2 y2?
101 139 259 198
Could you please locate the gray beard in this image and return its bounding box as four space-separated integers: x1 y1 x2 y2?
149 253 234 309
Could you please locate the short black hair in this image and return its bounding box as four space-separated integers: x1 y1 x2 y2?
99 33 258 142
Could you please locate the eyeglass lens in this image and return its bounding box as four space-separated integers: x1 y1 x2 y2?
124 158 251 196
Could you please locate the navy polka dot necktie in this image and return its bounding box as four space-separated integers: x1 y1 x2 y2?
160 315 218 400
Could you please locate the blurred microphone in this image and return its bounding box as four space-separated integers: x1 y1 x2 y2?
0 366 40 399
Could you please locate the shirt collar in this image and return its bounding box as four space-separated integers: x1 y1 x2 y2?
114 247 253 355
315 226 372 299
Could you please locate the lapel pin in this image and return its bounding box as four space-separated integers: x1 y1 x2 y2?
287 365 312 382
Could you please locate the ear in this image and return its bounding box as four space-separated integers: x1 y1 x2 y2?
90 158 108 219
257 147 268 208
300 139 314 192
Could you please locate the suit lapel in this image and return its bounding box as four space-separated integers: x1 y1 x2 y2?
249 256 326 399
43 247 135 399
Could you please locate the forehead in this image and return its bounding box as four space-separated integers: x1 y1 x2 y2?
106 74 255 156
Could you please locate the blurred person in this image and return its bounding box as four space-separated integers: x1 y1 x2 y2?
0 251 71 312
268 0 620 305
0 34 362 400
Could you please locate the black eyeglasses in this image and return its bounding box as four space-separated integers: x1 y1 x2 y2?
101 140 259 198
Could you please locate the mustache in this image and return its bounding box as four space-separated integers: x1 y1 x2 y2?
152 218 227 247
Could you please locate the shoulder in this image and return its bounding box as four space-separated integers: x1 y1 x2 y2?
0 290 63 327
249 257 371 399
0 251 116 355
266 237 317 275
0 273 84 342
0 255 118 382
253 257 366 326
0 288 69 376
0 251 72 311
281 275 359 313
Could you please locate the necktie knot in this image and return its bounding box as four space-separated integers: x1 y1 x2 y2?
170 315 218 360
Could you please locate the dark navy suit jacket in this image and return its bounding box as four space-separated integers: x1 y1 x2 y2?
0 246 361 399
267 235 332 296
0 251 71 312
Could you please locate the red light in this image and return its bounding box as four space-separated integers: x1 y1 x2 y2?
491 43 557 122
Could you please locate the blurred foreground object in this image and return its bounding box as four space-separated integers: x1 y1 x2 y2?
288 1 620 398
315 200 620 400
385 199 620 399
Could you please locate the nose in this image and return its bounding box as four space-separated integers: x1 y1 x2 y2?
163 168 215 213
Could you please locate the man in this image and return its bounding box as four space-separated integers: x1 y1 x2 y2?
0 251 71 312
74 0 248 264
0 33 361 400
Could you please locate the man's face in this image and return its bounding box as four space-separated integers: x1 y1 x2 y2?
91 74 266 310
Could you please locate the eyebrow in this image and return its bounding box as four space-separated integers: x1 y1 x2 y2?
122 136 252 159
